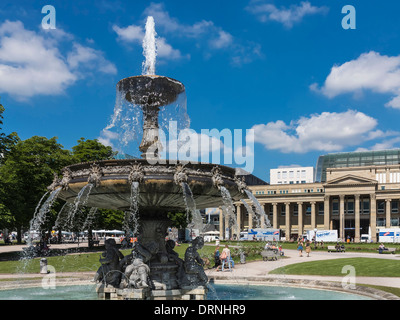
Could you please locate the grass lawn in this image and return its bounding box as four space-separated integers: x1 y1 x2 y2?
270 257 400 277
0 242 258 274
279 242 400 253
0 245 215 274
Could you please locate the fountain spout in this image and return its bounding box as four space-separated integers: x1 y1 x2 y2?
142 16 157 76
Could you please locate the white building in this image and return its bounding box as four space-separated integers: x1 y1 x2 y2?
270 166 315 185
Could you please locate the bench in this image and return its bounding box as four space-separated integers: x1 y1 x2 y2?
378 247 396 254
328 245 345 253
261 249 279 261
89 240 100 247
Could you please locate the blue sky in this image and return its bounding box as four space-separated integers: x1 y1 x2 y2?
2 0 400 182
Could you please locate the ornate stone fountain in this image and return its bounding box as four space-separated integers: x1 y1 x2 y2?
52 17 248 300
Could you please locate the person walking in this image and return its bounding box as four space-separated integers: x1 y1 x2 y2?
305 240 311 257
297 239 303 257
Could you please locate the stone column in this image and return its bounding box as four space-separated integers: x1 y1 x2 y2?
386 199 391 228
339 195 345 240
272 203 278 229
285 202 291 240
248 209 253 231
260 203 266 228
310 201 316 230
370 194 377 242
297 202 303 237
354 194 360 242
236 204 241 239
219 207 224 240
225 214 230 240
324 195 330 230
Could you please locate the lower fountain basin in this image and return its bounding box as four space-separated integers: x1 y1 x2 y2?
57 159 242 212
0 283 373 300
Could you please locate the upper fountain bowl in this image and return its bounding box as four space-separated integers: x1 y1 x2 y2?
56 159 244 214
118 75 185 107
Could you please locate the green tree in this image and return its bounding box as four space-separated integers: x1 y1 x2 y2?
68 138 121 247
0 103 19 231
0 136 72 242
72 137 116 163
167 212 189 229
97 209 125 230
0 103 19 164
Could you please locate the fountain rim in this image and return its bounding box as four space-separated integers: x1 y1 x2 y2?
116 74 185 91
62 158 238 173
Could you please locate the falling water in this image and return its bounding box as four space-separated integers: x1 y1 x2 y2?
123 181 140 236
181 182 196 215
54 202 73 230
219 186 239 237
28 188 61 246
180 182 204 232
66 183 94 230
83 207 98 230
32 191 49 223
244 189 271 228
241 199 261 228
100 16 190 159
142 16 157 75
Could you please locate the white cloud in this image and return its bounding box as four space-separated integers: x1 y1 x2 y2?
0 20 116 100
98 129 119 148
113 2 261 65
67 43 117 75
251 110 395 153
0 20 76 99
155 37 186 60
113 24 144 43
246 0 329 28
209 30 233 49
356 137 400 152
311 51 400 109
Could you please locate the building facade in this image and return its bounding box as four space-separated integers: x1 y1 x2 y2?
270 166 314 185
228 164 400 243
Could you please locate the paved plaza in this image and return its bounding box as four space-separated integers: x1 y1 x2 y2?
0 243 399 295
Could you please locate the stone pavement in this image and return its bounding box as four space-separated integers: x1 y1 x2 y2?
206 248 400 290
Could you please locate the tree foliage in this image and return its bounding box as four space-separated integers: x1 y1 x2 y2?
167 212 189 229
0 103 19 164
0 136 72 241
72 137 116 163
0 104 128 240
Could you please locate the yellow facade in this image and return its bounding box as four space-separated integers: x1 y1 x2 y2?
231 164 400 242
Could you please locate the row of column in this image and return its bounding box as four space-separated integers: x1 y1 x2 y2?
326 194 377 243
232 201 318 240
227 194 380 242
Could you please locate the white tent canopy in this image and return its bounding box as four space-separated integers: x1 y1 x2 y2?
204 231 219 235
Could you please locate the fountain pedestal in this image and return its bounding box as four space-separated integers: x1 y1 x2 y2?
96 284 208 300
